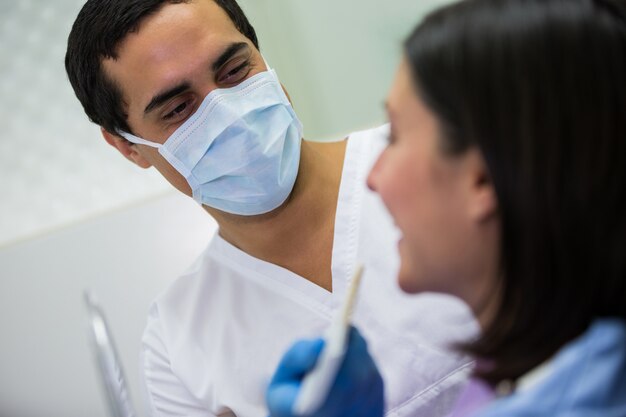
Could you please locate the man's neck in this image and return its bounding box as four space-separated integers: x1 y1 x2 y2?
208 139 348 291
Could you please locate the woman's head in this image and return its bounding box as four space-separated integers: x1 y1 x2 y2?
368 60 502 318
369 0 626 383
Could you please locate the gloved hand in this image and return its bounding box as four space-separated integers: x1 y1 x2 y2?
266 326 384 417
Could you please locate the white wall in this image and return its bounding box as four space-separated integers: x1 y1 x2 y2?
0 1 172 248
0 1 451 415
0 193 216 417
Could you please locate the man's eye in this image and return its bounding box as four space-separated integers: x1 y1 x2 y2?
219 60 250 84
164 102 189 120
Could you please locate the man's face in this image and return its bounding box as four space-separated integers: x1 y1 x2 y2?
103 0 265 196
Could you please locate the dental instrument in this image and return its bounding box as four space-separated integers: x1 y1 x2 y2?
293 265 365 415
84 291 137 417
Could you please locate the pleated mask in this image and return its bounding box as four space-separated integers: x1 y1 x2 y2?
119 67 303 216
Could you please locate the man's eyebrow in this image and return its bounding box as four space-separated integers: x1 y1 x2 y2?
212 42 250 73
144 82 191 115
143 43 250 116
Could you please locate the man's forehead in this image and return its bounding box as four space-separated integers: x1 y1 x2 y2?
103 0 243 69
101 0 249 108
124 0 240 49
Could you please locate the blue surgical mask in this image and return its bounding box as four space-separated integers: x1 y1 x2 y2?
118 67 303 216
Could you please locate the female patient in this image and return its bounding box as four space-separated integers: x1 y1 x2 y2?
266 0 626 415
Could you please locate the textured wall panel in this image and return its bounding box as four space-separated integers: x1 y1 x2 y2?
0 1 170 247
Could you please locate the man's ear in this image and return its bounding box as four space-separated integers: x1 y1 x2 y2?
101 128 152 169
466 149 498 223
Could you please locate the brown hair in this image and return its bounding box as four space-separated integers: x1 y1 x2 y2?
405 0 626 384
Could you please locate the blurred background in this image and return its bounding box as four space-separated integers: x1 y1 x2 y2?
0 0 452 416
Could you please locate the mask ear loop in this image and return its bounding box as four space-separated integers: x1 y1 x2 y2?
262 55 275 74
117 130 162 148
260 54 303 138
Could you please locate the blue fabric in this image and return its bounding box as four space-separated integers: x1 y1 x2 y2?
477 319 626 417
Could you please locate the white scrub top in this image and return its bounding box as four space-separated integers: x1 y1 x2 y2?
141 125 478 417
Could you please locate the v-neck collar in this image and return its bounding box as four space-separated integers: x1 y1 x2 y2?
207 135 367 314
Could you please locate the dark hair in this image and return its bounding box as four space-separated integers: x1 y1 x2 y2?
65 0 259 135
405 0 626 384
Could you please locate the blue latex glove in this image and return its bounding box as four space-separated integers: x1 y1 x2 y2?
266 326 384 417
